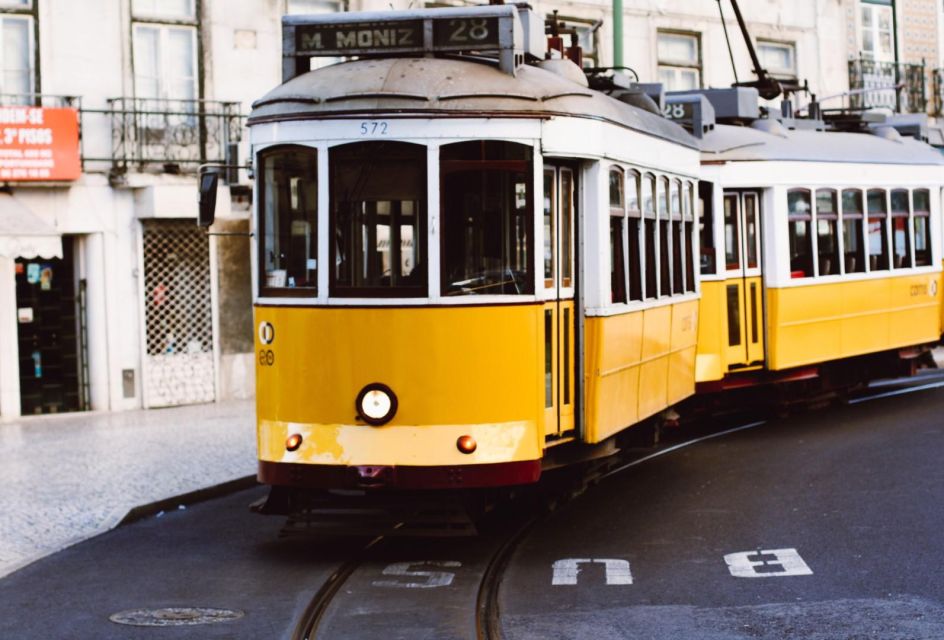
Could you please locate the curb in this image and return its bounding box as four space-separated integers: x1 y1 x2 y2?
118 475 260 526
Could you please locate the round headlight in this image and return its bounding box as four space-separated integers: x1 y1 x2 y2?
356 383 397 426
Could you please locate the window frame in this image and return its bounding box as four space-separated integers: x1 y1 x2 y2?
439 140 534 298
257 144 320 299
608 167 628 305
840 188 866 274
913 188 932 267
890 188 913 269
757 40 797 82
131 0 202 103
0 1 37 99
330 140 429 298
657 30 702 91
626 170 643 302
814 188 840 277
866 188 891 271
787 188 814 279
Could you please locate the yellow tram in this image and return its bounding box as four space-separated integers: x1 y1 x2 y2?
239 5 703 492
196 5 944 500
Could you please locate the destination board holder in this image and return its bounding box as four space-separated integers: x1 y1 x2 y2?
282 6 524 82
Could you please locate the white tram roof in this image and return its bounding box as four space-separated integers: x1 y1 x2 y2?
248 56 698 149
702 122 944 166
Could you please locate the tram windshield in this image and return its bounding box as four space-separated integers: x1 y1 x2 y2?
330 141 426 297
440 141 534 296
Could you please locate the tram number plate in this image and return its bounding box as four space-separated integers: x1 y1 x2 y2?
360 121 388 136
663 102 693 120
258 349 275 366
433 17 500 49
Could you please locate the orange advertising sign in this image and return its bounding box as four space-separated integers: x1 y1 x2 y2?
0 107 80 181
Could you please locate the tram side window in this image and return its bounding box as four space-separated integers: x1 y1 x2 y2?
658 177 671 296
627 171 643 301
685 182 696 292
543 169 556 288
815 189 840 276
914 188 932 266
698 181 717 275
841 189 865 274
643 173 657 298
867 188 890 271
260 146 318 294
330 141 426 297
609 169 627 304
787 188 813 278
441 140 533 296
671 179 684 294
890 189 913 269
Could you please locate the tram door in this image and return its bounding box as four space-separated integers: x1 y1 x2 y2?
722 191 765 369
542 165 576 438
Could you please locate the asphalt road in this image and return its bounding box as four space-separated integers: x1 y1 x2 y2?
500 387 944 639
3 383 944 639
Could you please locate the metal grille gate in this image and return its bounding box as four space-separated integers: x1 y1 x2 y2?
141 220 215 407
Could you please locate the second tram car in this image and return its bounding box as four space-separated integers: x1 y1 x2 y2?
677 93 944 396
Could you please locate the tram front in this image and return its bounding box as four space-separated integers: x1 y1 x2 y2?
247 7 561 492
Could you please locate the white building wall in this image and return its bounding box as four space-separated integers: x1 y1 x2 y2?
0 0 903 418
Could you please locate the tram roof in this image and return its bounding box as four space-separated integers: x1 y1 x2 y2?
702 122 944 166
248 56 698 148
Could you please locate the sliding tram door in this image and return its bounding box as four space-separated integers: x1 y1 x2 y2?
722 191 765 370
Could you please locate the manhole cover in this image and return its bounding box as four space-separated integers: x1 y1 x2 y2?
109 607 244 627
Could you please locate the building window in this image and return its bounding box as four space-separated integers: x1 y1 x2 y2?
286 0 343 69
859 1 894 62
0 1 34 100
758 40 797 84
657 32 700 91
132 1 198 102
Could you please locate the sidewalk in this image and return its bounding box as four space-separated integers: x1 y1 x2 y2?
0 400 256 579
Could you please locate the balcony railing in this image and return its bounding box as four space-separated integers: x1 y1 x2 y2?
103 97 242 175
848 58 926 114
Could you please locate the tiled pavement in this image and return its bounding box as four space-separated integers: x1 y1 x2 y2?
0 400 256 579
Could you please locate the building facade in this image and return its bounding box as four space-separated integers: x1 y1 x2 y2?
1 0 940 419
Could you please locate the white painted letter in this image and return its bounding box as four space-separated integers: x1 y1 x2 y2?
724 548 813 578
552 558 633 586
372 561 461 589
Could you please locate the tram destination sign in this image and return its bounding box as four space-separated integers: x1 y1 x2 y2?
283 7 524 80
294 17 501 56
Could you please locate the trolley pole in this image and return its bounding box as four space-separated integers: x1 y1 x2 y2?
612 0 623 67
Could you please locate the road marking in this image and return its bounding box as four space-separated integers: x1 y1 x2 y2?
724 548 813 578
603 421 767 480
552 558 633 586
850 379 944 404
372 561 462 589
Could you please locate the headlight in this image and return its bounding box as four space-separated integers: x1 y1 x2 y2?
356 383 397 426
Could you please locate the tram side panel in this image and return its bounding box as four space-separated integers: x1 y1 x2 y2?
766 275 942 370
584 299 698 444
